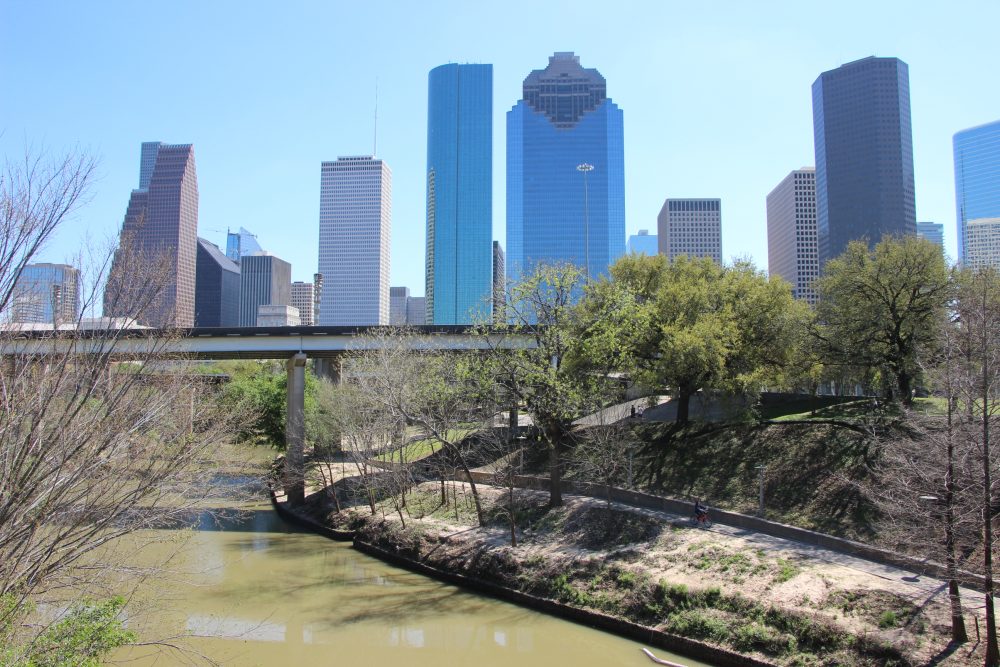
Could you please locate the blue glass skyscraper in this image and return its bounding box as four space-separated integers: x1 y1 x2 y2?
812 57 916 268
425 63 493 324
507 52 625 281
954 120 1000 265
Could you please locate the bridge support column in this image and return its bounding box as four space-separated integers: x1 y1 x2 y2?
314 357 342 386
284 353 307 506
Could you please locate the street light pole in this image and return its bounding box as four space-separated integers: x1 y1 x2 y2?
576 163 594 279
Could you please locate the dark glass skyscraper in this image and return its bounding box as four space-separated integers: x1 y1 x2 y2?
425 63 493 324
105 142 198 327
812 57 916 267
507 52 625 281
954 119 1000 265
195 238 240 327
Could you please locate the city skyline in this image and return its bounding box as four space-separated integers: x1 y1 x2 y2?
3 2 998 296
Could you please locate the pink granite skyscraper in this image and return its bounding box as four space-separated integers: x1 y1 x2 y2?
105 142 198 327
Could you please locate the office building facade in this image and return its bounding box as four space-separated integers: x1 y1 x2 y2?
627 230 658 255
916 222 944 250
954 120 1000 264
389 286 410 326
425 63 493 324
965 218 1000 270
10 263 80 324
318 156 391 325
657 199 722 264
105 142 198 327
812 57 916 267
239 253 291 327
492 241 505 323
767 169 819 304
291 281 315 326
194 238 240 327
507 52 625 281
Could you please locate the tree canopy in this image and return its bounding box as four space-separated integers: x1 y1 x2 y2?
814 236 951 403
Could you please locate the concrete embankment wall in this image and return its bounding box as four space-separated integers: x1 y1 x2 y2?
460 471 988 591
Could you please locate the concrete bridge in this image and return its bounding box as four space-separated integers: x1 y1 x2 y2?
1 324 534 505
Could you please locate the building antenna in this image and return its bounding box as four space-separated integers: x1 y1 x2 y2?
373 77 379 157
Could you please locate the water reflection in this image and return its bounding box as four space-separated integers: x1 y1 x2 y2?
112 480 713 666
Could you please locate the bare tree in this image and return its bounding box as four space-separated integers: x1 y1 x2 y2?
571 417 637 509
0 149 244 661
348 328 489 526
954 267 1000 665
471 263 608 507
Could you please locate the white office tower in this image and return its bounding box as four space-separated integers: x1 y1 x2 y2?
318 156 391 325
290 281 315 326
966 218 1000 270
657 198 722 264
767 169 819 304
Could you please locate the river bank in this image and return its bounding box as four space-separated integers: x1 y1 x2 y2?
289 480 986 667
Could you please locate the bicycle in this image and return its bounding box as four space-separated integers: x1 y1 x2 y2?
690 511 713 529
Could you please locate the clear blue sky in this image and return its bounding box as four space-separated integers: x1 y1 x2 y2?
3 1 998 294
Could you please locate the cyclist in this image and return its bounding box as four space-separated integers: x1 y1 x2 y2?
693 499 709 525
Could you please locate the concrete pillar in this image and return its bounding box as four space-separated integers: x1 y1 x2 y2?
285 352 307 506
314 356 343 386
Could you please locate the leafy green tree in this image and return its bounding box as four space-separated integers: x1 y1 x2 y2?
222 362 330 450
1 595 135 667
472 263 610 507
814 236 951 405
578 254 807 423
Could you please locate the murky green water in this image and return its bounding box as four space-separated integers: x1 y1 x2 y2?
111 477 713 666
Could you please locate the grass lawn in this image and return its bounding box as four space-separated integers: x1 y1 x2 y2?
376 427 475 463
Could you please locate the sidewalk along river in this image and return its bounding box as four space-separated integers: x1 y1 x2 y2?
110 472 717 667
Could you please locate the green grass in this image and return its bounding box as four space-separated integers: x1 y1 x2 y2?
760 396 857 419
376 427 474 463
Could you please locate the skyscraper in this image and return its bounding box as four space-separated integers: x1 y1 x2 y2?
954 119 1000 265
226 227 263 261
507 52 625 281
767 169 819 304
965 219 1000 270
916 222 944 250
657 199 723 265
239 253 291 327
194 238 240 327
11 263 80 325
105 142 198 327
425 63 493 324
492 241 505 323
318 156 391 325
627 230 658 255
389 286 410 326
812 57 916 267
290 281 315 326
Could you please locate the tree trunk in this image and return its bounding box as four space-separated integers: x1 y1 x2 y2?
982 366 998 666
675 387 692 424
547 426 564 507
897 369 914 406
945 398 968 643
